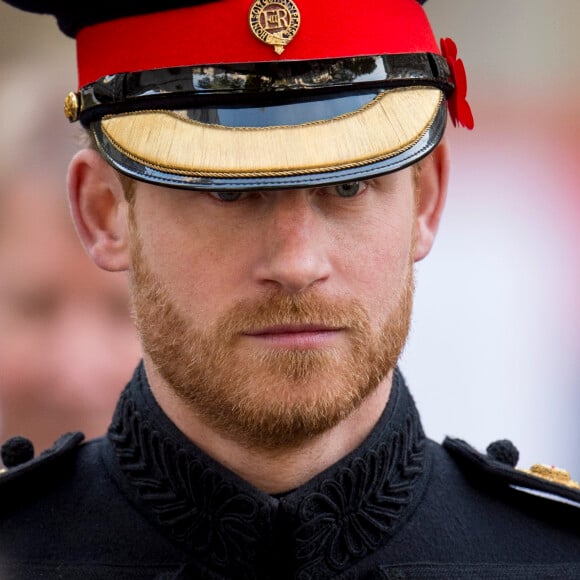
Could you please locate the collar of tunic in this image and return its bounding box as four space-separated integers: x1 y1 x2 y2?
106 363 430 578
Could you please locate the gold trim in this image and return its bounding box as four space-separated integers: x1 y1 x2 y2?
101 88 442 178
64 91 80 122
249 0 300 55
521 464 580 490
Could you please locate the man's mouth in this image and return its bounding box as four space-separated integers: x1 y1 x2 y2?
243 324 345 348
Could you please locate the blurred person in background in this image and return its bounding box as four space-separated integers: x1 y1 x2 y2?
0 51 141 455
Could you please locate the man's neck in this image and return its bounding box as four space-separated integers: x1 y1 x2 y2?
144 359 393 494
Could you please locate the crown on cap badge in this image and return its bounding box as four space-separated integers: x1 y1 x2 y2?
249 0 300 55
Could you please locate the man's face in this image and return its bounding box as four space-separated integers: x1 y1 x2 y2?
129 170 418 449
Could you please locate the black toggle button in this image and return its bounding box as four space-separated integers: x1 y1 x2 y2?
1 436 35 467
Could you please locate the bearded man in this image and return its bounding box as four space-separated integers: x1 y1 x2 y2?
0 1 579 578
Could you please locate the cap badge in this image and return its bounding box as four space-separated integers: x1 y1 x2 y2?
249 0 301 55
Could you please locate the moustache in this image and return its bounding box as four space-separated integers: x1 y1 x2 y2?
215 293 370 338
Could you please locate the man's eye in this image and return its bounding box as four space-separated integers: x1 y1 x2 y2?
334 182 364 198
209 191 244 202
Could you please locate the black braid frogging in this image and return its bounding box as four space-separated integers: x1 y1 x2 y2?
108 375 427 579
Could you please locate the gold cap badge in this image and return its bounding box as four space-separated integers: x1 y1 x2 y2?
249 0 300 55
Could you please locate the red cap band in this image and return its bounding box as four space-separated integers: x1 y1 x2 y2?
76 0 439 87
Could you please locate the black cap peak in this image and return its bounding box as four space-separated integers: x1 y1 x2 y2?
3 0 429 37
3 0 220 37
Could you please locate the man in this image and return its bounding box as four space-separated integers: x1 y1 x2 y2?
0 52 141 455
0 1 578 578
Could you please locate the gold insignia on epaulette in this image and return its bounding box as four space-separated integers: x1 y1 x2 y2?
249 0 301 55
522 464 580 490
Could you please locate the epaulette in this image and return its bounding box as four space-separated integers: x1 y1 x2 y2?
443 436 580 509
0 432 85 487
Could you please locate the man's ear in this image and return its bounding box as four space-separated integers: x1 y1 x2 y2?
413 138 450 262
67 149 131 272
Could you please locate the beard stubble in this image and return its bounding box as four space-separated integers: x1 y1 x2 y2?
129 223 415 451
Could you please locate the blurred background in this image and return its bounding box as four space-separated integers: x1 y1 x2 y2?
0 1 578 474
410 1 580 475
0 4 141 456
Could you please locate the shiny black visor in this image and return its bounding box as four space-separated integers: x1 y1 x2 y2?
76 53 453 190
78 53 453 126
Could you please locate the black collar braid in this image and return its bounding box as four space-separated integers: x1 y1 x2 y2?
107 363 430 579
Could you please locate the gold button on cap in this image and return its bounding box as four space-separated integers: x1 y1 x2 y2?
64 91 80 122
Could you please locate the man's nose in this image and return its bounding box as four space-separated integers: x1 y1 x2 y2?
253 191 332 294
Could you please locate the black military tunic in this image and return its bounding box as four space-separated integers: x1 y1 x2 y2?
1 363 579 579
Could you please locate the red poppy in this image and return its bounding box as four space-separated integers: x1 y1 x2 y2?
440 37 474 130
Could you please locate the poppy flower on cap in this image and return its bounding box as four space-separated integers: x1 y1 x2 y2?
440 37 474 130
